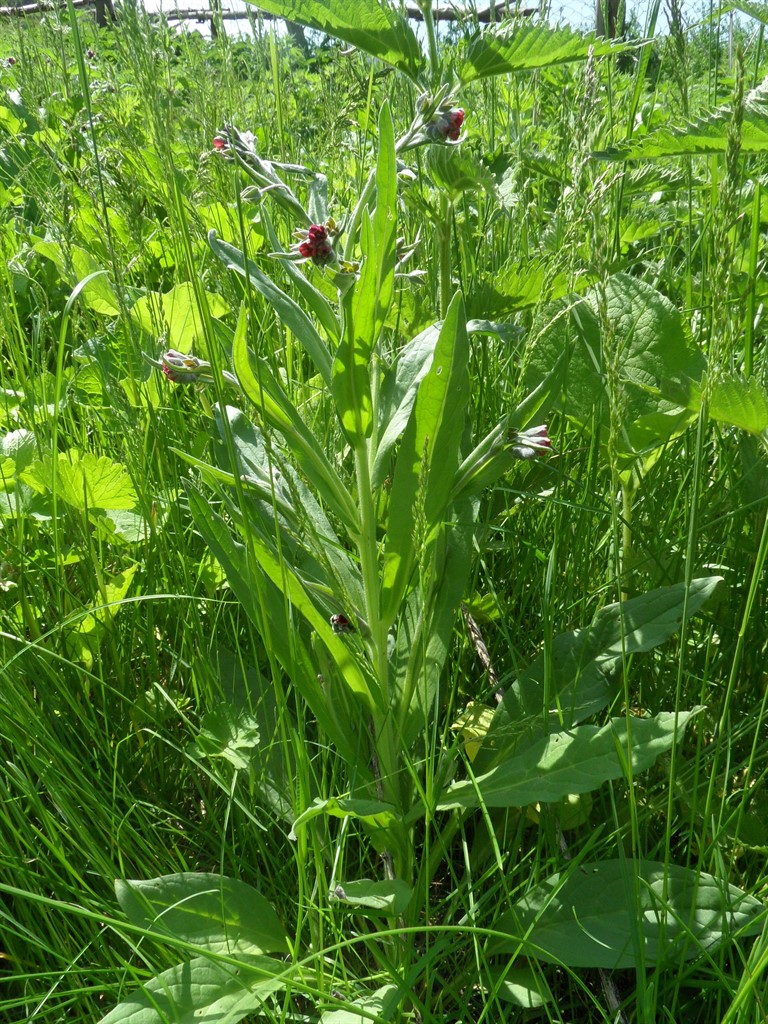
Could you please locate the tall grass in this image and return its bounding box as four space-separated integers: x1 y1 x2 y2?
0 3 766 1023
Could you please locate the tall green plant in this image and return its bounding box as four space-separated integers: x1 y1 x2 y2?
100 100 762 1023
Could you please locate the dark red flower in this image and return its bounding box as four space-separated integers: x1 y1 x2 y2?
445 109 464 141
297 224 334 265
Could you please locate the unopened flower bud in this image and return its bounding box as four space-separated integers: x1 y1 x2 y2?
160 350 213 384
507 424 552 460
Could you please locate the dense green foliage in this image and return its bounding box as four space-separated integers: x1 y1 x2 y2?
0 2 767 1022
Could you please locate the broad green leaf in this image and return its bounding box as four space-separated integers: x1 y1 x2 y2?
381 292 469 626
493 860 764 968
245 0 423 82
290 796 409 866
474 577 723 771
525 274 704 458
597 78 768 161
21 451 137 511
330 878 413 915
290 796 399 837
321 984 403 1024
460 23 623 84
438 709 700 810
483 965 552 1008
98 954 286 1024
628 371 768 436
129 282 229 351
232 307 359 534
71 247 121 315
371 324 439 488
194 705 261 771
209 230 333 386
116 873 290 955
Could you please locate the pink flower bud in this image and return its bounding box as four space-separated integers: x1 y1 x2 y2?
507 425 552 460
212 136 228 151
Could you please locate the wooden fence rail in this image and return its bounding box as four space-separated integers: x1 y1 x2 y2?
0 1 536 23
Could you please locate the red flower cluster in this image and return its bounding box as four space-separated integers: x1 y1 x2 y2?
426 106 465 142
298 224 334 265
444 109 464 141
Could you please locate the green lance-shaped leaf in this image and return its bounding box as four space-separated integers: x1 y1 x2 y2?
332 104 397 442
244 0 423 83
371 323 439 488
98 954 287 1024
186 487 372 761
380 292 470 628
232 307 359 535
259 205 341 344
460 22 625 85
493 860 764 969
393 497 477 748
209 230 333 387
474 577 723 772
116 873 291 956
597 78 768 161
438 709 701 811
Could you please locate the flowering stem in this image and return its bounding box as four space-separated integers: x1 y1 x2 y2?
438 192 453 317
419 1 441 86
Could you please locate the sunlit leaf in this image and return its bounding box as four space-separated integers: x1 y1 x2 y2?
493 860 764 968
116 873 290 956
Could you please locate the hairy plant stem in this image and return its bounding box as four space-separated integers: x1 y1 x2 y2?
438 193 453 317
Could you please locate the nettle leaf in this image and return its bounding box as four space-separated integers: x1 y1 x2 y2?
598 78 768 160
116 873 290 956
71 246 121 315
194 705 261 771
244 0 423 83
21 451 137 511
98 954 286 1024
475 577 723 770
493 860 764 969
438 709 701 810
526 274 704 458
460 23 624 84
330 878 413 915
129 282 230 352
426 146 496 200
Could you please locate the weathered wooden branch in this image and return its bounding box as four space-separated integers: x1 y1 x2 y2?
0 1 536 22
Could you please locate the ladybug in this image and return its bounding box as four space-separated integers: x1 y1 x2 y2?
330 614 354 635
